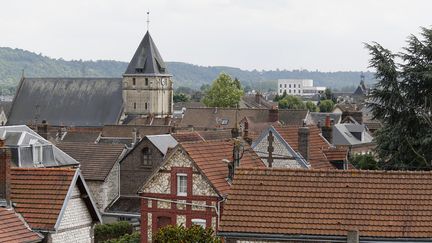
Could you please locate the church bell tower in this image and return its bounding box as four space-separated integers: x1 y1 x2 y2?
122 31 173 118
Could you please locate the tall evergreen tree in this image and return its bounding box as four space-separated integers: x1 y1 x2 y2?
366 27 432 170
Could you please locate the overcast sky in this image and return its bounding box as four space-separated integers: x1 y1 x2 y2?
1 0 431 71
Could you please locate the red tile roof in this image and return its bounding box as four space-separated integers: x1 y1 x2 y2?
323 147 348 161
11 168 76 230
274 126 335 169
172 132 205 142
221 168 432 239
0 207 42 243
181 140 265 195
56 142 125 181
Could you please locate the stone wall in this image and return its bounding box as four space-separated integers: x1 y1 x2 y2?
86 162 120 211
49 185 94 243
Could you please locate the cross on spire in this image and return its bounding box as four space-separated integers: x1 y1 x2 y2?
146 11 150 31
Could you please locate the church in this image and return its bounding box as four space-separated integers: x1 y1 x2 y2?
7 31 173 127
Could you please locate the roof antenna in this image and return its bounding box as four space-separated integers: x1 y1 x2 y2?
146 11 150 31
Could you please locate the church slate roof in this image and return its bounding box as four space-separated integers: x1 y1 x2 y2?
125 31 170 76
7 78 123 127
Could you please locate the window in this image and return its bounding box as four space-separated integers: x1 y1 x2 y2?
279 84 282 88
133 102 137 109
289 84 291 88
289 89 291 93
132 78 136 86
145 102 148 110
145 78 149 86
279 89 282 94
32 144 43 164
192 219 206 228
221 119 229 125
177 174 187 196
284 84 287 88
294 84 296 88
136 68 143 73
141 147 151 166
293 89 296 93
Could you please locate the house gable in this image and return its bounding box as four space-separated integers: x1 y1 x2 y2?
252 127 309 168
140 147 218 197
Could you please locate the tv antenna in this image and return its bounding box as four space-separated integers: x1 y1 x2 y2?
146 11 150 31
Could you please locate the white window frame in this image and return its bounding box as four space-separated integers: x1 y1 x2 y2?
192 219 206 228
177 173 187 196
32 143 43 164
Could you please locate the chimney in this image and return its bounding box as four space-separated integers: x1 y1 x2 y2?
231 128 239 138
227 139 243 183
347 230 359 243
268 107 279 122
255 93 261 104
298 123 310 161
37 120 48 140
0 140 11 208
243 120 252 145
132 128 139 145
321 115 333 144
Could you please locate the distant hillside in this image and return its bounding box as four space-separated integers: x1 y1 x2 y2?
0 47 375 95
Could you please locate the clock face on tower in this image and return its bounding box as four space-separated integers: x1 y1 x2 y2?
161 78 167 86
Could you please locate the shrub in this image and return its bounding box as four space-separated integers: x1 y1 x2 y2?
94 221 133 243
154 225 221 243
104 232 140 243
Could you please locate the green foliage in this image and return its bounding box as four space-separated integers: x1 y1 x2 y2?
94 221 133 243
173 92 190 102
203 73 244 107
104 232 140 243
318 99 335 112
154 225 221 243
278 95 306 109
366 26 432 170
305 101 318 112
350 154 379 170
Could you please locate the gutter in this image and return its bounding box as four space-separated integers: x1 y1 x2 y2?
217 232 432 243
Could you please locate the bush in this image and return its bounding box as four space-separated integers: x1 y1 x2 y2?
154 225 221 243
350 154 379 170
104 232 140 243
94 221 133 243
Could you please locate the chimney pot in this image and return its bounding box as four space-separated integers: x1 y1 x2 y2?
298 126 310 161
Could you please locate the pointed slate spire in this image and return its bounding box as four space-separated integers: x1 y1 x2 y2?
125 31 168 75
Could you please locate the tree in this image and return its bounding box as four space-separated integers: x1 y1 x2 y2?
366 27 432 170
324 88 333 100
305 101 318 112
233 77 241 89
173 92 190 102
350 154 379 170
278 95 306 109
154 225 221 243
318 99 334 112
203 73 244 107
94 221 133 243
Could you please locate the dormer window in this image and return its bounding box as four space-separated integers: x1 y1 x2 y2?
135 68 144 73
29 140 43 164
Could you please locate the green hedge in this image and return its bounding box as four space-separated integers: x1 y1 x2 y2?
94 221 133 243
104 232 140 243
154 225 221 243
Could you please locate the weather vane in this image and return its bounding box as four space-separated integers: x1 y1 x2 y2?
147 11 150 31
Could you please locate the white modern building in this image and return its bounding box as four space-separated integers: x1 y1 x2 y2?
278 79 326 97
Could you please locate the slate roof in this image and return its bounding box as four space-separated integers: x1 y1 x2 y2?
7 78 123 127
220 168 432 240
106 196 140 215
308 112 341 126
273 126 335 169
181 140 265 196
0 101 12 115
333 123 374 146
179 108 307 129
101 125 171 138
125 31 170 76
0 207 42 243
10 168 100 231
56 142 125 181
147 135 178 155
172 130 234 142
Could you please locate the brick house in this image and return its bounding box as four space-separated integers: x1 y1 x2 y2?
56 142 127 211
252 125 348 169
138 139 264 243
104 134 178 222
219 168 432 242
0 145 102 243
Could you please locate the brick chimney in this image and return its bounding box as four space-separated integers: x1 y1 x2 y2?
0 139 11 208
268 107 279 122
321 115 333 144
243 119 252 145
298 124 310 161
37 120 48 140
